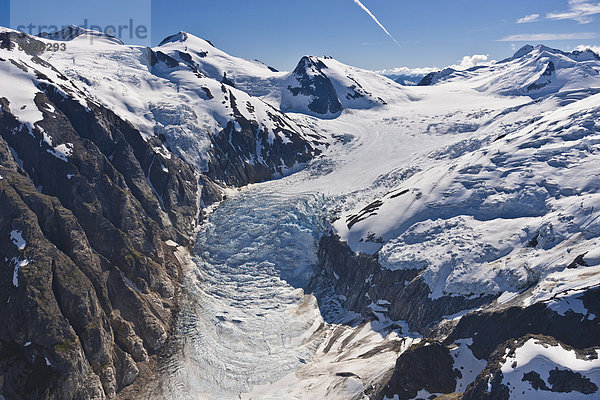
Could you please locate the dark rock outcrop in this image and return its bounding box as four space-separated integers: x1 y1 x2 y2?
376 341 459 400
284 56 344 116
526 61 555 92
445 287 600 360
206 87 321 186
314 233 493 332
317 232 600 399
417 68 456 86
463 335 599 399
547 368 598 394
417 71 437 86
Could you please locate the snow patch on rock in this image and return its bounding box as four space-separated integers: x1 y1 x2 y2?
47 143 73 162
9 230 26 250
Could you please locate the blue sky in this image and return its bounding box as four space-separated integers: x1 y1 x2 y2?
1 0 600 71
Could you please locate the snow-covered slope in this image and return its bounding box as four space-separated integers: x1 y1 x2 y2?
462 334 600 399
156 31 286 99
330 45 600 304
155 32 408 117
420 45 600 98
0 27 323 185
333 83 600 301
38 25 124 44
281 55 406 117
500 338 600 398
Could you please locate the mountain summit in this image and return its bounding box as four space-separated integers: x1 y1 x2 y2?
38 25 124 45
419 44 600 98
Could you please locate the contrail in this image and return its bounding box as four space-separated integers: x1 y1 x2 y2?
353 0 401 48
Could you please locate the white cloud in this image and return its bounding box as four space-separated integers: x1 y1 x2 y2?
573 44 600 54
517 13 540 23
377 54 494 77
498 32 598 41
453 54 492 69
376 66 439 76
546 0 600 24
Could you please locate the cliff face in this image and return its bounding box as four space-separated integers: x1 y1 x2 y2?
284 56 344 116
376 341 459 400
205 86 319 186
0 76 201 398
462 334 600 400
315 233 493 332
316 233 600 399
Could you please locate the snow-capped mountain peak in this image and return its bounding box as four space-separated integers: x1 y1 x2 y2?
419 43 600 99
159 31 195 46
158 31 220 53
511 44 535 60
155 35 407 118
156 31 282 91
38 25 124 45
507 44 600 63
281 54 407 117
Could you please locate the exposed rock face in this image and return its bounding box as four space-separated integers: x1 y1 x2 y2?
376 341 459 400
526 61 555 92
445 288 600 360
547 368 598 394
282 56 389 117
145 46 324 187
463 335 600 399
283 56 344 116
314 233 492 332
205 86 320 186
0 84 197 398
417 68 456 86
317 233 600 399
